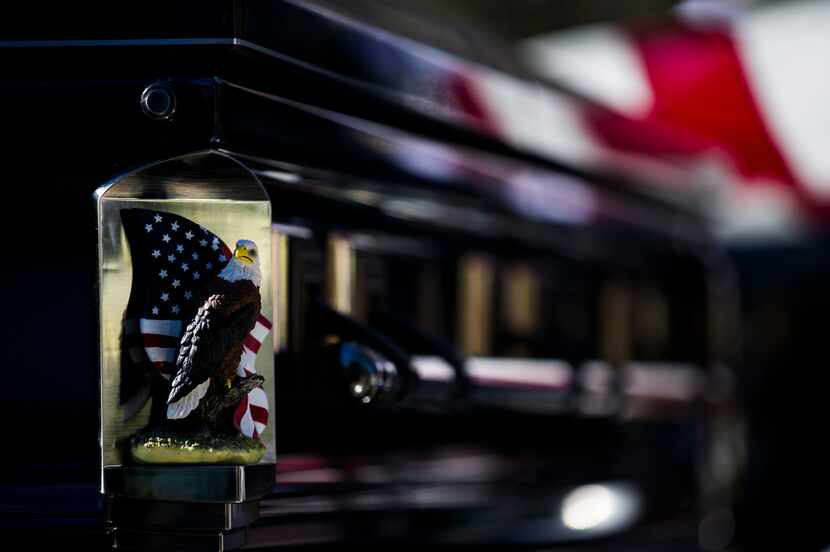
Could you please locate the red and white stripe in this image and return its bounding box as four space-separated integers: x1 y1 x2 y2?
518 1 830 239
236 314 273 377
140 319 183 369
234 388 270 441
126 312 272 439
233 313 273 439
123 318 183 379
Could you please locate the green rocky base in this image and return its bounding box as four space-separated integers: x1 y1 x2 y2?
130 427 266 465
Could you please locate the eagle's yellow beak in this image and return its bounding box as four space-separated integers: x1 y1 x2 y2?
234 245 255 264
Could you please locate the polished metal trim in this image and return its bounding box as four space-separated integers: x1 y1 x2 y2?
411 356 456 383
232 38 454 123
93 149 268 201
271 228 291 352
107 496 259 531
104 464 275 503
110 526 247 551
457 255 494 356
0 37 234 48
326 234 355 316
271 222 313 240
466 357 573 390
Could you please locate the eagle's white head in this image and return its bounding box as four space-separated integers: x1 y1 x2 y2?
218 239 262 288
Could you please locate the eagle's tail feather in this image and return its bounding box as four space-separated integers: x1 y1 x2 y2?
166 379 211 420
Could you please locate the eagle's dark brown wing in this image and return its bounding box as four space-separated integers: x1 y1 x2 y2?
166 282 259 419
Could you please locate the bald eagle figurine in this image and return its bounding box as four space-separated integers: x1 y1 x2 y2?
166 239 262 420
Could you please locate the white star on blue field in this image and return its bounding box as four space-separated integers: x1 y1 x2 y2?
131 210 232 319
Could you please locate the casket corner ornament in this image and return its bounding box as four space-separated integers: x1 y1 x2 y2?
95 151 275 549
124 220 269 466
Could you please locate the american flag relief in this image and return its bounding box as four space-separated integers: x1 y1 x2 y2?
120 208 272 443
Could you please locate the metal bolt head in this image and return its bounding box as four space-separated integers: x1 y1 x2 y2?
140 83 176 120
339 342 400 406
